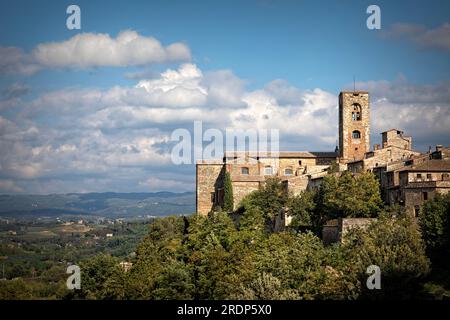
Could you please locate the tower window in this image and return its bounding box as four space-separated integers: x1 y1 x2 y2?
352 103 362 121
352 130 361 139
241 167 249 175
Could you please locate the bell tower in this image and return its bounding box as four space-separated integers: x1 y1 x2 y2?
338 91 370 162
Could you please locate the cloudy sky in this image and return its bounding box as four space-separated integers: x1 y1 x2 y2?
0 0 449 194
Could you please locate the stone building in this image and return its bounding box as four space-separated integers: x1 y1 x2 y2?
346 130 421 175
375 146 450 217
196 91 450 217
338 91 370 162
351 145 450 217
196 151 337 215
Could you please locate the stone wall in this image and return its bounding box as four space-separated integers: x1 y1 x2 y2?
231 180 261 209
283 175 309 196
196 161 224 216
362 146 420 170
322 218 375 245
348 146 421 174
404 180 450 217
382 129 412 150
339 92 370 162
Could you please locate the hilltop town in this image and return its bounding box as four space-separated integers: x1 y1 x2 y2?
196 91 450 223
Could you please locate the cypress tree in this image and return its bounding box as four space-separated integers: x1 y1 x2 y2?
223 172 234 212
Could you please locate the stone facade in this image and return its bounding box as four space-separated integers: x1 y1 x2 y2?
347 140 421 174
382 129 412 150
371 147 450 217
196 160 225 215
398 157 450 216
338 92 370 162
196 152 338 215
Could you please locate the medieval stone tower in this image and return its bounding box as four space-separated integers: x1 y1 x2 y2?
338 91 370 162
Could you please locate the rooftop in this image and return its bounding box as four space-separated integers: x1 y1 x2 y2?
224 151 338 159
400 159 450 172
339 91 369 94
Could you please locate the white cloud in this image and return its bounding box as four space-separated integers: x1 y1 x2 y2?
383 23 450 52
1 82 30 100
0 30 191 75
0 47 41 75
350 78 450 147
1 63 449 194
136 64 208 107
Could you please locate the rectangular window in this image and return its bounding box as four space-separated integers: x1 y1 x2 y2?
264 166 273 175
414 206 420 217
241 167 249 175
423 192 428 201
426 173 432 180
416 173 422 180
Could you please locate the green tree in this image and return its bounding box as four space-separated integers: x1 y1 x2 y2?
237 205 266 243
254 231 325 292
240 178 289 228
223 171 234 212
419 193 450 265
152 258 194 300
231 272 299 300
318 171 382 221
78 254 121 299
127 216 186 299
342 214 430 299
288 190 316 230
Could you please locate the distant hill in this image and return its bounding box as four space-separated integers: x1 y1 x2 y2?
0 192 195 219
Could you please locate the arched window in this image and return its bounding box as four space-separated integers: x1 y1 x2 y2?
241 167 249 175
264 166 273 176
352 103 362 121
284 168 293 176
352 130 361 139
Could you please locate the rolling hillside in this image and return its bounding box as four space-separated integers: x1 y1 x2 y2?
0 192 195 219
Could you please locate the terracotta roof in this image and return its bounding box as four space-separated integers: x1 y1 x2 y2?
401 159 450 172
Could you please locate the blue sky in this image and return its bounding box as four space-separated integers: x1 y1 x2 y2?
0 0 449 193
2 0 450 91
